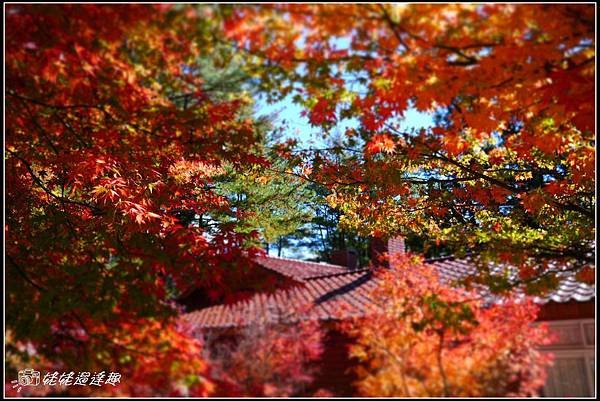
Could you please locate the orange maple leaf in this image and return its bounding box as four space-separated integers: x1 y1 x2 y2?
365 134 396 156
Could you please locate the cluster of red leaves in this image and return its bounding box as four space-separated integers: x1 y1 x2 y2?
342 253 553 397
200 320 325 397
6 319 212 397
308 97 337 126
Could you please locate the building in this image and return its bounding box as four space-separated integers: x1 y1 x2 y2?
181 237 595 396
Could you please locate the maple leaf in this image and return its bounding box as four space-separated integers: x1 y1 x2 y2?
441 130 469 156
308 97 336 126
520 191 547 214
365 133 396 155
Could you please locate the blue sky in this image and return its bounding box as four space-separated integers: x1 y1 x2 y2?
254 94 435 149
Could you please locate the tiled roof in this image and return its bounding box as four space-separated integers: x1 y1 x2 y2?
182 256 595 330
183 270 379 329
254 255 349 281
429 257 596 304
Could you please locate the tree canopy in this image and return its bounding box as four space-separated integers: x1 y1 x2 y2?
223 4 595 291
6 5 267 395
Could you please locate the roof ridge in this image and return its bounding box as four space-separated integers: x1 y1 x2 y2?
184 283 301 316
304 268 372 280
424 252 476 263
256 255 348 269
424 255 456 263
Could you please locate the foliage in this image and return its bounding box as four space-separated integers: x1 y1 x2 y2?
343 253 553 397
200 320 324 397
213 159 317 246
267 134 373 264
6 319 212 397
271 181 372 264
225 4 595 289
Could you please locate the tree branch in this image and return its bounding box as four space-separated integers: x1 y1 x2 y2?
7 149 103 214
6 254 47 292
